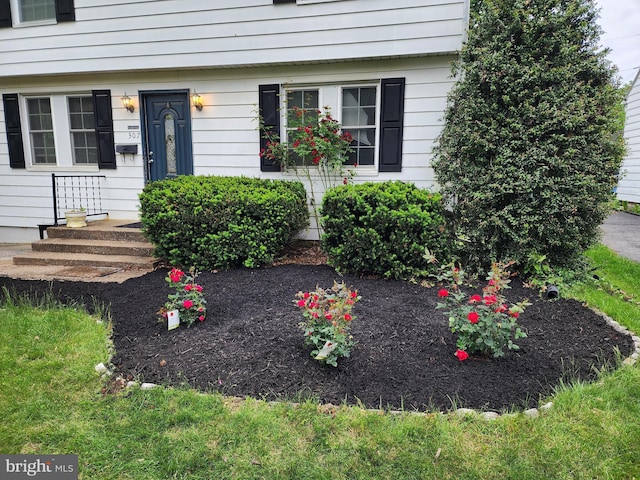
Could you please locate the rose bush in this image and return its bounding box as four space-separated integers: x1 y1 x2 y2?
437 262 529 359
158 268 207 328
260 107 355 232
295 281 361 367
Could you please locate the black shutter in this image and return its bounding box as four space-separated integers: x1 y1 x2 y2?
259 84 281 172
378 78 405 172
92 90 116 169
3 94 26 169
55 0 75 22
0 0 12 28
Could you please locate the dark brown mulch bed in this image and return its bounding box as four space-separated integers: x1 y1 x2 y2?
0 264 634 412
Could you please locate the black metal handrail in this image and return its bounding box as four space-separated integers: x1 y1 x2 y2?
51 173 108 225
38 174 109 238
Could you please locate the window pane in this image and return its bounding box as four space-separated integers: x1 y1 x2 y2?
68 96 97 165
342 89 359 107
363 107 376 126
287 89 319 128
20 0 56 22
360 87 377 106
165 113 177 176
287 91 302 108
359 147 375 166
341 108 358 126
32 132 56 164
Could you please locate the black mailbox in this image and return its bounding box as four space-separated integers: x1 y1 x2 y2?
116 144 138 154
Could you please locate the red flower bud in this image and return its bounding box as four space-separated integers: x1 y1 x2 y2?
455 349 469 361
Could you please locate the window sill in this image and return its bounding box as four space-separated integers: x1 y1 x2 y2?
12 19 57 28
27 165 100 173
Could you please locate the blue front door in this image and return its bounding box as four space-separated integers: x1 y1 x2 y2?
142 91 193 182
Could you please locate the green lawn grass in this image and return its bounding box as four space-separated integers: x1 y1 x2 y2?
1 249 639 479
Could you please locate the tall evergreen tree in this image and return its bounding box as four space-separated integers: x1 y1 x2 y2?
432 0 626 270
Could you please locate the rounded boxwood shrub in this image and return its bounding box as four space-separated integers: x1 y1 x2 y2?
320 181 450 279
139 175 309 270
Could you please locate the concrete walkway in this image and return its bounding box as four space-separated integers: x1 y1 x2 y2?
600 212 640 264
0 242 151 283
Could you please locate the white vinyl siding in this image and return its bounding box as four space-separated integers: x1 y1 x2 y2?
618 72 640 203
0 0 466 78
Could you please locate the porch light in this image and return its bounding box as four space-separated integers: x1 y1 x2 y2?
192 91 203 111
121 93 135 113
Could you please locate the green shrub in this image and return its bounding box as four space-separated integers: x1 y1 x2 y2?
139 176 309 269
320 181 450 279
432 0 626 272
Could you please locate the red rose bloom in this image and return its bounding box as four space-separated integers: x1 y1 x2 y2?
184 284 193 292
183 299 194 309
509 311 520 318
469 294 482 303
297 299 306 307
455 349 469 361
438 289 449 298
467 311 479 324
344 314 352 321
169 268 184 283
483 295 498 306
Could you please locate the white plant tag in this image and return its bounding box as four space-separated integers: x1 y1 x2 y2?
167 310 180 330
315 341 337 360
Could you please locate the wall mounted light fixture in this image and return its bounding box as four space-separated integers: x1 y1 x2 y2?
121 93 135 113
192 91 203 111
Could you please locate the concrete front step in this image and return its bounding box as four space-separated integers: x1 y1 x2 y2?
13 251 159 270
46 222 147 242
32 238 155 257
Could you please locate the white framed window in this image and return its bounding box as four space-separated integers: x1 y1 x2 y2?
22 93 98 170
283 83 379 169
68 96 97 165
26 97 56 164
341 86 377 166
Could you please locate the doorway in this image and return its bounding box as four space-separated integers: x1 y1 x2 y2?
141 90 193 182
